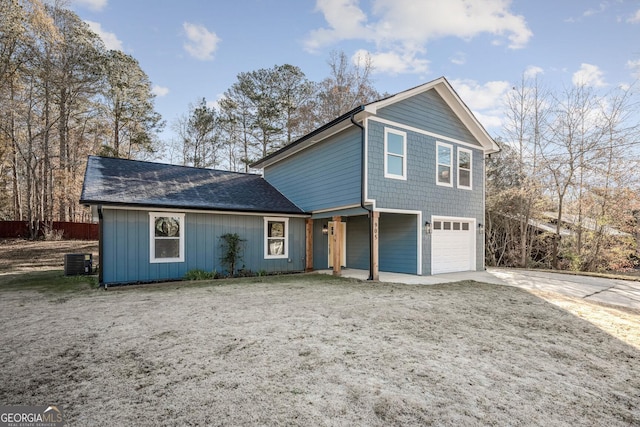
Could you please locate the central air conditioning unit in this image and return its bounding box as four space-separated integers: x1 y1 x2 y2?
64 253 93 276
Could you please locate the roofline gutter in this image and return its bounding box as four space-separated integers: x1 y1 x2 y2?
79 200 308 217
350 112 374 281
98 205 104 288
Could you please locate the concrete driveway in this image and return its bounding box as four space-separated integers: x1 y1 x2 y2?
320 268 640 310
488 268 640 310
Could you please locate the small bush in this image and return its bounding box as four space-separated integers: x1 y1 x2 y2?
220 233 246 276
184 269 218 281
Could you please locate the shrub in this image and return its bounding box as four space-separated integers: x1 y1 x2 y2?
220 233 246 276
184 269 218 281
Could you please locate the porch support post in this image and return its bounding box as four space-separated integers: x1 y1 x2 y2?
370 211 379 281
305 218 313 272
332 215 342 276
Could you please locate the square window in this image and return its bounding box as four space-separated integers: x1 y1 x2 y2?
462 223 470 231
453 222 461 231
265 217 288 259
150 213 185 263
443 222 451 230
433 221 442 230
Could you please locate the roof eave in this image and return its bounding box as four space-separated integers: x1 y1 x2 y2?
366 77 500 154
251 106 366 169
79 200 307 216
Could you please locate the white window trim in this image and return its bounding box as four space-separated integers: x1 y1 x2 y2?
384 128 407 180
457 147 473 190
264 217 289 259
436 141 453 187
149 212 185 263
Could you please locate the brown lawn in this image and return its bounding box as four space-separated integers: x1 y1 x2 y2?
0 239 638 426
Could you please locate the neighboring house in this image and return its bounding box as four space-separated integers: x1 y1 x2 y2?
81 77 499 286
539 212 632 237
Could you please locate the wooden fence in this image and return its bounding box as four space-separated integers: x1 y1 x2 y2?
0 221 98 240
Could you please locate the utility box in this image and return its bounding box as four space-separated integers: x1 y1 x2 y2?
64 254 93 276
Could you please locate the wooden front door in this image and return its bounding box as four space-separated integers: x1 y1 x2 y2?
328 221 346 268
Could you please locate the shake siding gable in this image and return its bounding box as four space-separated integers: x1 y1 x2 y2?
263 127 362 212
377 90 479 145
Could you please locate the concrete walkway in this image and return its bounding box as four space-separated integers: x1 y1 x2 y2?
317 268 506 286
317 268 640 310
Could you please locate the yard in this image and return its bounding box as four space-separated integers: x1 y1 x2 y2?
0 239 638 426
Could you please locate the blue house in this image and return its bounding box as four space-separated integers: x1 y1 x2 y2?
81 77 499 286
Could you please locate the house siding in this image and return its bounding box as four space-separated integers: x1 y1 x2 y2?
379 213 418 274
377 90 479 144
367 94 485 275
102 209 305 285
312 215 370 270
346 215 369 270
264 126 362 212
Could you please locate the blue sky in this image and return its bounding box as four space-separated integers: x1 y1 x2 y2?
70 0 640 145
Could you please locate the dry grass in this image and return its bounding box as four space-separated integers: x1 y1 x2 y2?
1 275 639 426
0 239 98 272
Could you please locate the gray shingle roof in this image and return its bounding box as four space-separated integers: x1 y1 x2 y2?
80 156 305 215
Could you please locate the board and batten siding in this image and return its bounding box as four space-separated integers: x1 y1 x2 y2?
263 127 362 212
379 213 418 274
101 209 305 285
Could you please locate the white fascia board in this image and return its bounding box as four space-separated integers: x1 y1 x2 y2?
367 77 499 154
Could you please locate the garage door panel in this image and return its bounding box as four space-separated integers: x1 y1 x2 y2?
431 219 475 275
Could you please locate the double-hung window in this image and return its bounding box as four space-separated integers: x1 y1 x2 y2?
264 217 288 259
436 142 453 187
384 128 407 180
149 212 185 263
457 147 472 190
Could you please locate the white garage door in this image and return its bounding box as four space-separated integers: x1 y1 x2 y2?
431 218 476 274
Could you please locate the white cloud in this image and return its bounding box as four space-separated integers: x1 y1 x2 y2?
451 79 511 110
451 79 511 130
85 20 122 51
450 52 466 66
627 59 640 79
629 9 640 23
305 0 533 66
354 49 429 74
572 63 607 87
524 65 544 79
72 0 107 12
152 85 169 97
183 22 221 61
305 0 373 52
207 94 226 110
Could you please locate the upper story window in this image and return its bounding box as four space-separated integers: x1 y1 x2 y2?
264 217 288 259
149 212 185 263
384 128 407 180
436 142 453 187
457 147 472 190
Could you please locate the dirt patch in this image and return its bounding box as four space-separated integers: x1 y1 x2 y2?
0 239 98 272
0 278 638 426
